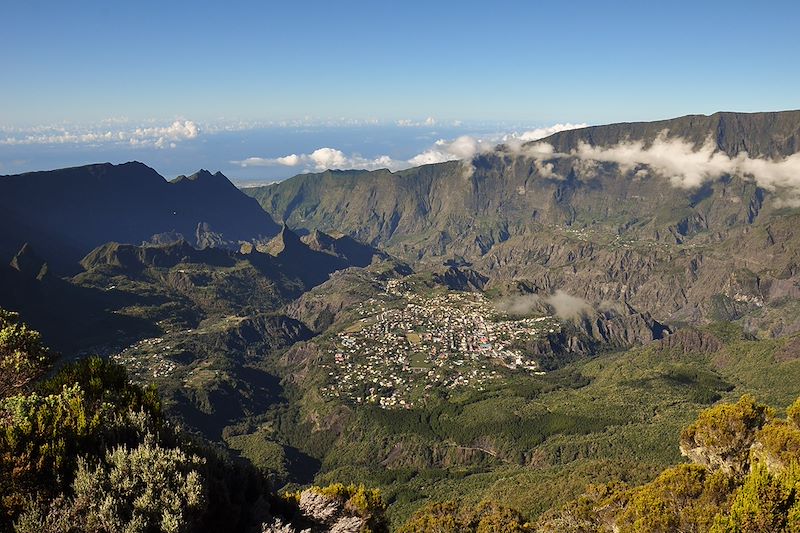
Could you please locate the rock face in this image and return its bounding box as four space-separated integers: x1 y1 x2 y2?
0 162 280 272
246 111 800 333
261 489 372 533
247 111 800 253
678 396 772 476
433 266 489 291
79 240 235 272
256 226 382 288
301 229 386 267
517 306 670 370
284 263 412 333
654 328 725 356
9 243 48 280
541 110 800 159
211 314 314 361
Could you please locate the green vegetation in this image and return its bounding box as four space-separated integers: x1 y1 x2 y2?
16 436 207 533
266 323 800 528
1 357 163 522
533 394 800 532
0 309 52 397
0 309 385 532
397 500 530 532
7 114 800 532
279 483 388 532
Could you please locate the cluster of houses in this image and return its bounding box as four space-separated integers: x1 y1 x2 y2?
319 282 555 409
112 336 179 380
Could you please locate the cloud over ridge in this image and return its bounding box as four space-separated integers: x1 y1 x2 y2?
232 123 589 172
235 125 800 204
518 130 800 201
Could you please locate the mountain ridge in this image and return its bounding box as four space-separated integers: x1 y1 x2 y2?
245 110 800 334
537 110 800 157
0 162 281 272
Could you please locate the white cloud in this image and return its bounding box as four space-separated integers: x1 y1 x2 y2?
133 120 199 141
500 123 588 154
534 159 558 179
546 290 592 320
244 124 800 203
563 131 800 201
276 154 302 166
494 290 593 320
572 134 732 188
233 148 406 172
517 123 589 142
0 119 200 149
408 135 495 166
396 116 438 127
233 133 498 171
232 123 590 174
309 147 348 169
403 125 589 167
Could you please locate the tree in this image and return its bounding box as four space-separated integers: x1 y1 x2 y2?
0 309 52 398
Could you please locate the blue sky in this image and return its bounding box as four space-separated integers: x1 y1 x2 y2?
1 1 799 182
3 0 799 126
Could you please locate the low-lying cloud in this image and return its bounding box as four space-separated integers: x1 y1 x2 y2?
0 120 200 149
518 131 800 202
232 122 588 173
495 290 593 321
234 148 402 172
396 116 438 127
494 294 545 316
545 290 592 320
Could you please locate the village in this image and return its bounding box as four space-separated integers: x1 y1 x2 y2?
111 335 181 381
319 280 558 409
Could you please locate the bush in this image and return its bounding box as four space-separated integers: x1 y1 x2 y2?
0 357 166 523
617 464 735 533
0 309 52 398
680 395 772 475
711 463 800 533
397 500 530 533
537 394 800 532
16 435 207 533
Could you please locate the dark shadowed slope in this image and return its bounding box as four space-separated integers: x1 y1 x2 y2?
0 162 280 272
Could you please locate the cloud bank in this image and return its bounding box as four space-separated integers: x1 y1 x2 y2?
0 120 200 149
232 123 589 172
396 116 438 127
234 148 402 172
516 131 800 201
494 290 592 321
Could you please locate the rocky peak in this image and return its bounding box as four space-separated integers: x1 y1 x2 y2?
195 222 229 249
302 229 337 252
264 224 305 256
171 169 238 191
79 241 200 271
